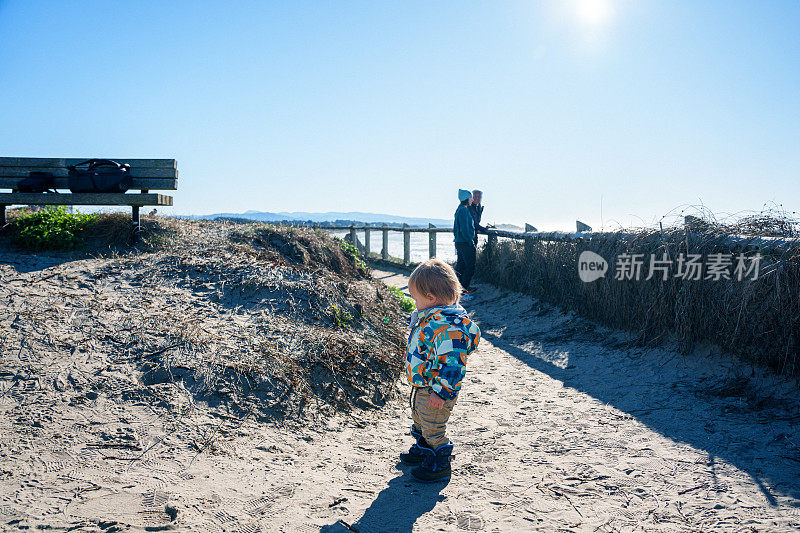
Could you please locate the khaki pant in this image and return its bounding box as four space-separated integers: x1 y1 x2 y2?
410 387 457 449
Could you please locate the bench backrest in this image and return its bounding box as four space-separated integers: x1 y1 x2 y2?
0 158 177 191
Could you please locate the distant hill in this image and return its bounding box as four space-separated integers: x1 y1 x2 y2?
184 211 452 228
187 210 286 222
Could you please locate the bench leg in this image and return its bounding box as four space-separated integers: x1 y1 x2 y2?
0 205 5 226
131 206 140 244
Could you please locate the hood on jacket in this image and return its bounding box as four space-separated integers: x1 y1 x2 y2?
409 303 479 351
409 303 466 327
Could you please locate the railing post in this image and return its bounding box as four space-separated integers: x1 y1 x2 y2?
403 223 411 265
428 223 436 259
685 215 708 232
381 224 389 260
349 224 357 248
487 232 497 263
524 235 534 261
364 223 370 256
0 205 6 226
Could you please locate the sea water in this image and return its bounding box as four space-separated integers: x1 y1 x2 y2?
325 229 489 263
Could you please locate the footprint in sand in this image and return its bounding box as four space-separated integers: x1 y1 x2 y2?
244 496 275 516
141 489 169 508
67 490 174 529
452 511 485 530
235 522 262 533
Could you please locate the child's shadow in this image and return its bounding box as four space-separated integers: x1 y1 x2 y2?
320 468 449 533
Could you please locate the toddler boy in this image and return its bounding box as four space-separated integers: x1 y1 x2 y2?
400 259 481 482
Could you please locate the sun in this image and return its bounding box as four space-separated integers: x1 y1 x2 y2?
576 0 614 30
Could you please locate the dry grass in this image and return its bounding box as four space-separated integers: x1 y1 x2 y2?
0 219 407 422
476 213 800 377
85 212 166 249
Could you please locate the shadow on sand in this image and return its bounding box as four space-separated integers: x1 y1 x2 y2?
320 468 449 533
468 289 800 507
0 250 80 274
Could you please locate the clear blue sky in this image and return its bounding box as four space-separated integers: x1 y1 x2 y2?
1 1 798 230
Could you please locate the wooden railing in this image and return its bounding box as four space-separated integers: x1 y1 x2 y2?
311 219 800 265
311 222 598 265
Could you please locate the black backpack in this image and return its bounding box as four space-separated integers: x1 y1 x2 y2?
68 159 132 193
17 171 57 193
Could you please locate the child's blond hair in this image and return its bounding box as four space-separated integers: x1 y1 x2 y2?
408 259 462 305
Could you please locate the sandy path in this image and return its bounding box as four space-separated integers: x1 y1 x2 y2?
2 259 800 532
182 269 800 532
297 268 800 532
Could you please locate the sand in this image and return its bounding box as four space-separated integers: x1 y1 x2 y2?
1 251 800 532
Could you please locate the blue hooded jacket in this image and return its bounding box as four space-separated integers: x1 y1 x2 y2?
406 304 481 400
453 204 475 244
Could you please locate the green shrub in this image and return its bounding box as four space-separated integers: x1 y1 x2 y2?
335 237 368 270
9 207 98 251
330 304 354 328
387 285 416 312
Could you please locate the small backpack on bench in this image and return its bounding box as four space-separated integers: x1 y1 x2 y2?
68 159 132 193
17 171 57 193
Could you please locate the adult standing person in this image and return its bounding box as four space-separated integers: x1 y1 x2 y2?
453 189 477 295
468 190 488 247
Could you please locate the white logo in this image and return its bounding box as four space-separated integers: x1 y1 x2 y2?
578 251 608 282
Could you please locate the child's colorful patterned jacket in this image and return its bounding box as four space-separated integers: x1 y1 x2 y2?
405 304 481 400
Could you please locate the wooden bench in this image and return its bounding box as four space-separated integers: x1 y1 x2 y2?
0 157 176 241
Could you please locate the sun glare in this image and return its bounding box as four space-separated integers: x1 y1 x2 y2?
576 0 614 30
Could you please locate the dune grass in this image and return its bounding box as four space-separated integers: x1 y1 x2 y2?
476 215 800 377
